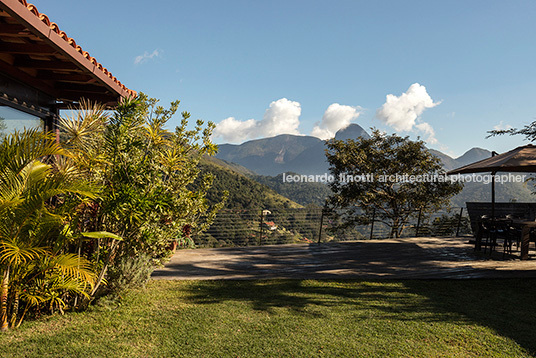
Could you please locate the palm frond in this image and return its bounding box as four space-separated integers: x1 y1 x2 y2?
80 231 122 241
44 276 91 299
59 99 108 151
0 129 66 177
19 289 47 307
0 239 48 266
48 253 97 287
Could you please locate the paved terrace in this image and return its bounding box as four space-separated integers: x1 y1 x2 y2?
152 237 536 280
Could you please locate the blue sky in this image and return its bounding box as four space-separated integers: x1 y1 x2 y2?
37 0 536 157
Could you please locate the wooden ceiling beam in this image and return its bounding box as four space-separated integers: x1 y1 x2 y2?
56 82 108 93
56 91 119 105
14 57 80 70
0 58 59 97
35 71 91 82
0 41 56 54
0 23 27 35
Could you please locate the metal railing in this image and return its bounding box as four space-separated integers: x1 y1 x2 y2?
193 206 471 248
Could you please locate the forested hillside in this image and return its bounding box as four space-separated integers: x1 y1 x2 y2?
191 156 302 210
253 173 332 206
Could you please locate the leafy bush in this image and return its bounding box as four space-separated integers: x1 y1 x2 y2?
59 95 225 294
106 253 155 293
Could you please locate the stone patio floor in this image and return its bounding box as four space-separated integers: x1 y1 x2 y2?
152 237 536 280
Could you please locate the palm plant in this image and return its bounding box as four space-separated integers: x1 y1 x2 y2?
0 129 97 331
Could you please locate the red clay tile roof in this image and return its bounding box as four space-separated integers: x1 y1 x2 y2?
4 0 136 99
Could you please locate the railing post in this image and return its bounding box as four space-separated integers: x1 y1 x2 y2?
317 209 325 244
369 209 376 240
456 207 464 237
416 208 422 237
258 209 264 246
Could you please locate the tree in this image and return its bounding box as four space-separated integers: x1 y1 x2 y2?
325 130 462 238
59 95 226 292
488 123 536 142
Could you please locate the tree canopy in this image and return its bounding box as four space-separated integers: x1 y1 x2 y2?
325 130 462 238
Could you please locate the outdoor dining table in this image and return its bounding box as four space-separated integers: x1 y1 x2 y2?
513 220 536 260
475 219 536 260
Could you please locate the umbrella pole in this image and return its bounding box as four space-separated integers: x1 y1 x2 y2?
490 151 498 222
491 171 496 221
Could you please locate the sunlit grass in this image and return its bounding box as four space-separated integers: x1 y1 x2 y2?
1 279 534 357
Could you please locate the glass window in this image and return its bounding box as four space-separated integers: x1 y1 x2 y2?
0 105 43 137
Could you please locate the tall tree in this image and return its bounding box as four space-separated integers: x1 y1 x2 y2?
325 130 462 238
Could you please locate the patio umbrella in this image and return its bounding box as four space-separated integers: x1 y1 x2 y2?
447 144 536 219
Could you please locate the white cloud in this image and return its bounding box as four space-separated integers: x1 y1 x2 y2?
376 83 440 131
376 83 440 145
311 103 361 140
134 49 161 65
213 98 301 143
493 121 513 131
415 122 437 144
213 117 257 143
260 98 301 137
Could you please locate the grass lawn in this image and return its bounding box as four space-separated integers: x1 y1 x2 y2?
1 279 535 357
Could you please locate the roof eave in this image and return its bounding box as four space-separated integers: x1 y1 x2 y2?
0 0 136 101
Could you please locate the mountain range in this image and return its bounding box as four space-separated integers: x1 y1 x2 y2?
216 124 492 176
214 124 536 206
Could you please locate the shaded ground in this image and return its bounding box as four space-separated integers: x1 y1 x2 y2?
152 237 536 280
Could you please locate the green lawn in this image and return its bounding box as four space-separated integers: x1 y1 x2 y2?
1 279 535 357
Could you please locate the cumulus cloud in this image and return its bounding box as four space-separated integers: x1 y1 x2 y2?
376 83 440 131
493 121 513 131
261 98 301 137
134 49 161 65
213 98 301 143
376 83 440 144
213 117 257 143
415 122 437 144
311 104 361 140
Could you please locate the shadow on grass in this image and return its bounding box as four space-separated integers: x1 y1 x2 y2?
405 279 536 356
179 278 536 355
155 239 536 354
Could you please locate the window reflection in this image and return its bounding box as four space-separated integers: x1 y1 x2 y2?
0 105 43 137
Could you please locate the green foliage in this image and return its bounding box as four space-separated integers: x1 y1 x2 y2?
0 95 223 330
326 130 463 238
59 95 225 292
0 129 98 331
488 122 536 142
195 206 335 248
193 157 300 210
430 213 471 236
106 253 154 293
253 173 332 206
